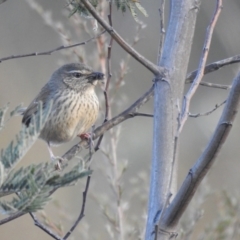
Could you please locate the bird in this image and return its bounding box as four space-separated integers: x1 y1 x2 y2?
22 63 104 163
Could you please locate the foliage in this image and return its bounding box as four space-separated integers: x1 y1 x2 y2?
68 0 148 21
0 103 91 215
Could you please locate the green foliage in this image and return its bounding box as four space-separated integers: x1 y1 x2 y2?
68 0 148 22
0 104 8 131
0 103 91 215
69 0 98 18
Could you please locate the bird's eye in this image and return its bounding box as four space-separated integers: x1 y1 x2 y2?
73 72 81 78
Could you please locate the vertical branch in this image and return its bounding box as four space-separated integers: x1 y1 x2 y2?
179 0 223 133
63 176 91 240
95 0 113 151
157 0 166 65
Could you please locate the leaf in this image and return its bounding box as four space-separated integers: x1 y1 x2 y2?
135 2 148 17
128 2 138 22
0 104 9 131
0 101 52 172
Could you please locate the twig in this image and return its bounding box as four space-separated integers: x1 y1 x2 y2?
157 0 166 65
95 0 113 152
189 100 226 118
179 0 223 133
129 113 153 118
191 81 230 90
79 0 161 75
63 176 91 240
0 31 106 63
29 212 62 240
0 211 25 225
16 184 62 239
186 54 240 85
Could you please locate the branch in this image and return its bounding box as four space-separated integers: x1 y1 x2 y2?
179 0 223 133
79 0 161 76
162 70 240 227
94 0 113 152
157 0 166 65
186 54 240 84
0 211 25 225
192 81 230 90
186 54 240 89
189 100 226 118
0 31 106 63
63 176 91 240
29 213 61 240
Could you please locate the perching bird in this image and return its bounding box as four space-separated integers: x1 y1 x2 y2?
22 63 104 161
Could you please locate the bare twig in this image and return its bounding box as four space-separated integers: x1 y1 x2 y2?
79 0 161 75
189 100 226 118
191 81 230 90
129 113 153 118
29 213 62 240
63 176 91 240
157 0 166 65
179 0 223 132
0 211 25 225
0 31 106 63
186 54 240 85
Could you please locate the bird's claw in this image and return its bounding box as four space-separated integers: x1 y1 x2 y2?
50 156 64 171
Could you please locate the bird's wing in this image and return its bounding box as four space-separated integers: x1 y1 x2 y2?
22 83 51 127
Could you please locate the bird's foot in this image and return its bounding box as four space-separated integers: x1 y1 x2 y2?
78 132 91 140
78 133 94 149
50 156 65 171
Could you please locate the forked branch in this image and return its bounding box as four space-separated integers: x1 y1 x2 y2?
179 0 223 133
163 70 240 227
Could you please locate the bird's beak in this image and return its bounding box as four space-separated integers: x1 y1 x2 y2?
87 72 105 85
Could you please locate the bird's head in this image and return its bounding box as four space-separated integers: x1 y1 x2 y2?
51 63 104 92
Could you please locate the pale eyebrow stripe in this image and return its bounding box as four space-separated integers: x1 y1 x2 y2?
67 70 92 74
67 70 82 73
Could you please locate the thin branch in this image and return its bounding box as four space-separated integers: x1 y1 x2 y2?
0 31 106 63
29 213 62 240
192 81 230 90
189 100 226 118
179 0 223 133
95 0 113 152
186 54 240 84
79 0 161 76
129 113 153 118
63 176 91 240
163 70 240 227
0 211 25 225
157 0 166 65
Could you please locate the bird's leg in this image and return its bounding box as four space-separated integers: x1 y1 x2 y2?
47 143 64 170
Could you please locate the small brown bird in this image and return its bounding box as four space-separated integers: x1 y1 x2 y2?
22 63 104 160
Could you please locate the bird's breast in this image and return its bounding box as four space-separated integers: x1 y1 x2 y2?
40 90 99 144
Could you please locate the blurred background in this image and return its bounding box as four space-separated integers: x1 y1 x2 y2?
0 0 240 239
